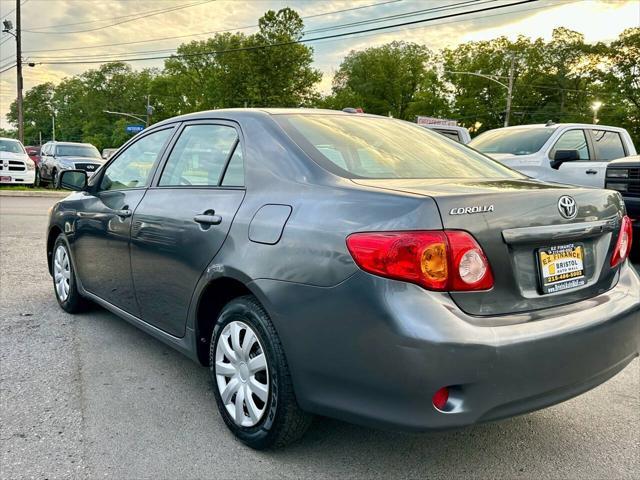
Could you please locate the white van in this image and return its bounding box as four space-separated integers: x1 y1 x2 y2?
469 123 637 187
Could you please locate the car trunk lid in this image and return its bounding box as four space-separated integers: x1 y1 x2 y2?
352 178 624 316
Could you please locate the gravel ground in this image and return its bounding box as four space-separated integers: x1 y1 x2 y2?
1 195 639 480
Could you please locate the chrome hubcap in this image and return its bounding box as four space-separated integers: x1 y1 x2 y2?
53 245 70 302
215 321 269 427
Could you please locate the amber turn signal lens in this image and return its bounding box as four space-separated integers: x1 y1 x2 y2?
421 242 447 282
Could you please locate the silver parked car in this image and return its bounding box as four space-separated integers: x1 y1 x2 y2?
39 141 105 186
48 109 639 449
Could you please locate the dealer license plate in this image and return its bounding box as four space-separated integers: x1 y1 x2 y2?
537 243 586 294
0 176 11 182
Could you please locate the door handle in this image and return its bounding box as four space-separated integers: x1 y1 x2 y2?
114 209 132 218
194 214 222 225
585 169 597 174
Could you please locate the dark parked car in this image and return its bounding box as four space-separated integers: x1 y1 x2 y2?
39 141 104 186
47 109 639 449
606 155 639 256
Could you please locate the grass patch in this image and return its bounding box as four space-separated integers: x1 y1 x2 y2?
0 185 52 192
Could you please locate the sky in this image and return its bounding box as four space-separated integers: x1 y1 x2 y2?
0 0 639 131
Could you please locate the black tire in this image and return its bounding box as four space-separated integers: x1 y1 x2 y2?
209 295 312 449
52 235 89 313
34 168 41 187
51 169 58 189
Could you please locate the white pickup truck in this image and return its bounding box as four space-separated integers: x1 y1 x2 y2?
469 123 637 187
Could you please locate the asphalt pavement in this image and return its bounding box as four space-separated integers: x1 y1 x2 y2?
1 195 639 480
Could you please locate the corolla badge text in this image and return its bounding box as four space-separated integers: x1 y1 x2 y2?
449 205 495 215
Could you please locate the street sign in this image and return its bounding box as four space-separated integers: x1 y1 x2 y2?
416 116 457 126
126 124 145 134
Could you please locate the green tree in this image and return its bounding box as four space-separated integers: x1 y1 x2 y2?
596 28 640 147
7 82 55 145
327 41 446 119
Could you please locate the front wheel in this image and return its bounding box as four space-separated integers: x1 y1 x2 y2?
52 235 88 313
210 295 312 449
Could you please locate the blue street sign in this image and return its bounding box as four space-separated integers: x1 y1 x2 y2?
126 124 145 134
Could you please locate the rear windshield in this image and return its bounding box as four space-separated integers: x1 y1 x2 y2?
0 139 25 154
470 128 554 155
56 144 101 158
275 115 520 179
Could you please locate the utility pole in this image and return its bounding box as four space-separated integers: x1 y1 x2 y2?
2 1 24 143
504 56 515 127
16 0 23 143
52 113 55 141
145 95 152 127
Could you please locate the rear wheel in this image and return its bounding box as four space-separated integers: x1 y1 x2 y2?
52 235 88 313
210 295 311 449
33 168 40 187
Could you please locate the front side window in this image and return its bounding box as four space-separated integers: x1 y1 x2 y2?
160 124 238 187
470 128 554 156
276 115 520 179
551 130 590 160
592 130 625 161
56 144 101 158
100 128 172 191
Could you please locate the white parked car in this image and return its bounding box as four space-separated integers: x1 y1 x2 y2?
0 137 36 185
469 123 637 187
421 124 471 144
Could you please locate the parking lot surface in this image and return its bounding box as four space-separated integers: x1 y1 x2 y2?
1 195 639 479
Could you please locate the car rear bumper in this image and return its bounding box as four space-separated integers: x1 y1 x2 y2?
0 170 36 184
253 261 640 431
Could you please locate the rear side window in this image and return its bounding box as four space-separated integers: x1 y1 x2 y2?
435 130 461 142
551 130 590 160
220 145 244 187
276 115 520 179
160 124 238 187
592 130 626 161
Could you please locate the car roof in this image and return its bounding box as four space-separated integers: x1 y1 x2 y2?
484 123 628 132
47 141 96 146
151 108 383 128
0 137 21 142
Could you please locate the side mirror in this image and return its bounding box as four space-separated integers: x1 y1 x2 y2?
58 169 87 191
550 149 580 169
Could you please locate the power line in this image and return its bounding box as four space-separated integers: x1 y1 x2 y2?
26 1 212 31
23 0 214 35
23 0 403 54
0 0 28 20
32 0 539 66
25 0 491 62
0 63 16 74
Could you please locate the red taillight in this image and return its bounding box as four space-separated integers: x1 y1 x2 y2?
611 215 633 267
432 387 449 410
346 230 493 291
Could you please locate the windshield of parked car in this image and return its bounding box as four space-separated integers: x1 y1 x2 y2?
469 128 554 156
56 144 101 158
275 115 521 179
0 139 25 154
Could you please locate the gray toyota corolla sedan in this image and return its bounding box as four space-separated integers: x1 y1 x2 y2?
47 109 639 449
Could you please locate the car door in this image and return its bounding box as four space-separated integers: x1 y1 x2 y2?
548 128 600 187
71 127 175 315
130 121 246 337
586 129 628 185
